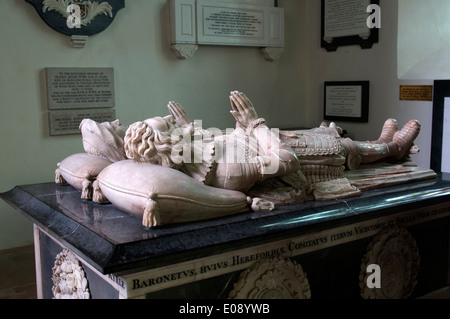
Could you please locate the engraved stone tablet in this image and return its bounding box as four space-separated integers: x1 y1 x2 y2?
196 0 283 47
49 109 116 136
200 4 265 43
46 67 115 110
170 0 284 60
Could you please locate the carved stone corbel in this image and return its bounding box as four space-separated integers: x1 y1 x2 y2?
70 35 88 48
261 47 285 62
171 44 199 60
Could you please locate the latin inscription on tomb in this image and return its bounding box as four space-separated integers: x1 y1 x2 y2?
46 67 115 110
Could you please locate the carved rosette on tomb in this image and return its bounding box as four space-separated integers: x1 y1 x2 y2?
359 225 420 299
228 256 311 299
52 249 91 299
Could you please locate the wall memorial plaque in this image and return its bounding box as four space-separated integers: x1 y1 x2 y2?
321 0 380 52
46 67 116 136
198 2 266 46
46 67 115 110
49 109 116 136
170 0 284 61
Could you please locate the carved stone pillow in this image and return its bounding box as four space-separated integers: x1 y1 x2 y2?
55 153 113 200
94 160 251 227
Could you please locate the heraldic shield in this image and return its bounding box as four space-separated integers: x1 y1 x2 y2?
26 0 125 36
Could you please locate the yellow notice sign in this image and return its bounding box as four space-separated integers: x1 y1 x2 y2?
400 85 433 101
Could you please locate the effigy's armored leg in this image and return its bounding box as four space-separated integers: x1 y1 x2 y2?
341 119 421 168
342 118 398 168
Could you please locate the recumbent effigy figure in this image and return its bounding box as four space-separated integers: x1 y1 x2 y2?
56 91 422 227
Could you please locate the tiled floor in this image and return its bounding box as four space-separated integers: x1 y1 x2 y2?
0 245 37 299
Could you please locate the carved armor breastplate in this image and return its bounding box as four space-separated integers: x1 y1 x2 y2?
281 131 342 157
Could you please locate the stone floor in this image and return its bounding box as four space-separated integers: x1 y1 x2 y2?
0 245 37 299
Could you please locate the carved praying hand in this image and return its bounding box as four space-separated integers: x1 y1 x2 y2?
229 91 260 129
168 101 191 126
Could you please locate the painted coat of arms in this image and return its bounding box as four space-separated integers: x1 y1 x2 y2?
26 0 125 36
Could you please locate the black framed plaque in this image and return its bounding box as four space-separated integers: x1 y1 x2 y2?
324 81 369 123
321 0 380 52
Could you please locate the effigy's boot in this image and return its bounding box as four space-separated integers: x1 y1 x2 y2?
370 118 398 144
389 120 421 161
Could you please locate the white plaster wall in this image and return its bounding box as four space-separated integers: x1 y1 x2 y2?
396 0 450 168
303 0 400 141
301 1 433 169
398 0 450 80
0 0 308 250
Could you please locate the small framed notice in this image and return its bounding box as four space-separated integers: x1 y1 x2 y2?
399 85 433 101
324 81 369 122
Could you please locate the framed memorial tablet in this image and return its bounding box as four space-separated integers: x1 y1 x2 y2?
324 81 369 123
321 0 380 52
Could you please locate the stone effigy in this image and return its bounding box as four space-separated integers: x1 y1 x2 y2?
55 91 433 228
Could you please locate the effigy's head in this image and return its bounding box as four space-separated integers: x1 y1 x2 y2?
124 117 178 168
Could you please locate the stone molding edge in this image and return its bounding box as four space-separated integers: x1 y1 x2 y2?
260 47 285 62
70 35 89 48
172 44 284 61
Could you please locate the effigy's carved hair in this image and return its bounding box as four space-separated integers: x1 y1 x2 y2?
124 121 178 168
